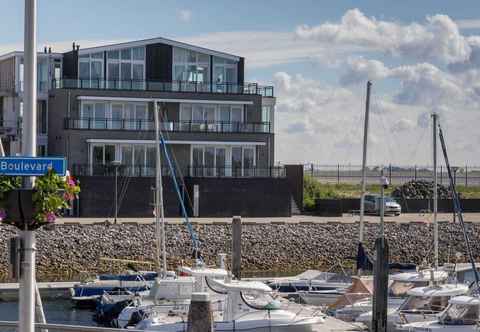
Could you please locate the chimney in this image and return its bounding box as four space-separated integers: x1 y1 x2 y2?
72 42 76 51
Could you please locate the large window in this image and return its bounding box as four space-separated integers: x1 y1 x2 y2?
78 52 104 88
173 47 210 91
106 47 145 89
191 145 256 177
213 56 238 92
80 101 149 130
90 143 155 176
179 103 244 131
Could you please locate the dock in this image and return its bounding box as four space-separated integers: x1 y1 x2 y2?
0 281 79 301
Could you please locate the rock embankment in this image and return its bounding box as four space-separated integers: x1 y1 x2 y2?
0 221 478 281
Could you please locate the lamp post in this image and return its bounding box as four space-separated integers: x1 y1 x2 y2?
19 1 37 332
111 160 121 224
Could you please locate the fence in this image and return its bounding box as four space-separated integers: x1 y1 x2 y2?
302 164 480 186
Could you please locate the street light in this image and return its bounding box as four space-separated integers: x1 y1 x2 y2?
111 160 121 224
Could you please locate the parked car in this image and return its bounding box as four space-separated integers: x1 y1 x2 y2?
364 194 401 216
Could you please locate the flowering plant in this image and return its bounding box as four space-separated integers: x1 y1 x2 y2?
0 169 80 230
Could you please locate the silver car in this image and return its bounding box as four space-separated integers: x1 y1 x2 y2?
364 194 401 216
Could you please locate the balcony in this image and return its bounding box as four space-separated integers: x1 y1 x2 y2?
72 164 285 178
52 79 274 97
64 118 272 134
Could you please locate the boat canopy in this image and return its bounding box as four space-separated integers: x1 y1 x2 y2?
178 266 228 278
208 278 272 293
448 296 480 306
390 270 448 283
407 284 469 297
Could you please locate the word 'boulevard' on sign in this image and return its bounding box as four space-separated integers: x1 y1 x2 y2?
0 157 66 176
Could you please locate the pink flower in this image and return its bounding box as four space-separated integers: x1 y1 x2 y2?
67 177 76 187
45 212 56 223
64 192 74 201
0 209 6 221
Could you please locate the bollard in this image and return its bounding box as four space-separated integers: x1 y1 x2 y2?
187 292 214 332
218 253 227 269
232 216 242 280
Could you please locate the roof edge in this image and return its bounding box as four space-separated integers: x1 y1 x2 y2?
76 36 241 61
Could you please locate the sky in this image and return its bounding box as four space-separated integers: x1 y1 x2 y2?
1 0 480 166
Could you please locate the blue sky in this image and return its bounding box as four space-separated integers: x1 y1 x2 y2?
1 0 480 165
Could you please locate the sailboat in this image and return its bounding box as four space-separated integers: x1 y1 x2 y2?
395 122 480 332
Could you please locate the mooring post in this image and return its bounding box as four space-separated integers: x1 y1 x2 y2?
372 237 389 332
232 216 242 280
187 292 214 332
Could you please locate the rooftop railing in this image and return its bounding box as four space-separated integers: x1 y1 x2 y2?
72 164 285 178
64 118 272 134
52 79 274 97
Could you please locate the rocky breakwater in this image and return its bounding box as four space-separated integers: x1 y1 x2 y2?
1 221 480 281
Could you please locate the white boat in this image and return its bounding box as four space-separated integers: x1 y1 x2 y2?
356 283 469 331
267 269 351 304
333 270 449 322
116 265 228 328
139 278 325 332
396 295 480 332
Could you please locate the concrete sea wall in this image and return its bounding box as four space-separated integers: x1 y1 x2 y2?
0 221 479 281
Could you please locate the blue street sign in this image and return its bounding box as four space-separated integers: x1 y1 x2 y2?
0 157 66 176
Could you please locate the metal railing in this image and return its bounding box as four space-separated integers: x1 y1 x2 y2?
301 163 480 186
72 164 285 178
0 321 143 332
64 118 271 133
53 79 274 97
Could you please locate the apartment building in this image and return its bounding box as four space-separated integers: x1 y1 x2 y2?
0 37 302 217
0 49 62 156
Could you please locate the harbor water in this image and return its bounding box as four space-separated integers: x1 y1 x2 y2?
0 299 95 327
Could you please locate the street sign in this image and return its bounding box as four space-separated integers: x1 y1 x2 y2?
0 157 66 176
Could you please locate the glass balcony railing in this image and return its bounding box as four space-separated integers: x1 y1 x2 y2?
53 79 274 97
64 118 272 133
71 164 285 178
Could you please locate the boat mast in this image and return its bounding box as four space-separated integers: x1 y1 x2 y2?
153 101 167 277
432 113 438 269
359 81 372 244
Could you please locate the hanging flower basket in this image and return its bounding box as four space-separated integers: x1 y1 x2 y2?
0 169 80 230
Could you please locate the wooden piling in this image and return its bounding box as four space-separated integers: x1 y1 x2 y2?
232 216 242 280
187 292 214 332
372 237 389 332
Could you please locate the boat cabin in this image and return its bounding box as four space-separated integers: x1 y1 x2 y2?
439 296 480 325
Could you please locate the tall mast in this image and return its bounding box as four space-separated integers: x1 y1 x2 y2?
359 81 372 243
153 101 167 277
432 113 438 269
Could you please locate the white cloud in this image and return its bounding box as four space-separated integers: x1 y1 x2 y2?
296 9 471 64
273 72 480 165
178 9 192 23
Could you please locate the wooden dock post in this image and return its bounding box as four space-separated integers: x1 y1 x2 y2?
187 292 214 332
232 216 242 280
372 237 389 332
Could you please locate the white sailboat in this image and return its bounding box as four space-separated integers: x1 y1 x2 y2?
356 283 469 331
397 295 480 332
139 278 325 332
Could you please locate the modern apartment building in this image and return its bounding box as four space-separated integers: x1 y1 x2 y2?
0 37 302 217
0 49 62 156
